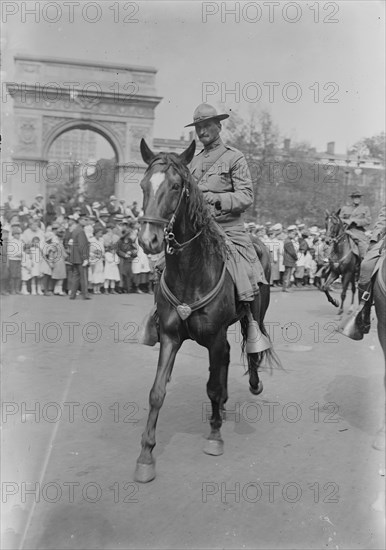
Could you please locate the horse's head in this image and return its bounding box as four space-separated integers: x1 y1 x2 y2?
138 139 196 254
325 209 343 244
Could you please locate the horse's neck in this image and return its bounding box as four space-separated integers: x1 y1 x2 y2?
164 226 223 297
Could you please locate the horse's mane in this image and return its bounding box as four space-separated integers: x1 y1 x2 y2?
160 152 228 262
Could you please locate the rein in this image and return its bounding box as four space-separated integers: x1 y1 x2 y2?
327 216 356 269
159 263 227 321
140 154 227 321
139 156 202 255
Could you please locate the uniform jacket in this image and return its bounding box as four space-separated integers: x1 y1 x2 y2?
190 138 253 228
340 204 371 231
68 225 89 264
283 237 298 267
370 205 386 243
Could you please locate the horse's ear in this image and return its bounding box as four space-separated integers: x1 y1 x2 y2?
178 140 196 165
325 209 330 218
140 139 156 165
335 208 341 217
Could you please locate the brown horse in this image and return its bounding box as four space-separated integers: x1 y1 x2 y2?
134 139 277 482
323 211 360 316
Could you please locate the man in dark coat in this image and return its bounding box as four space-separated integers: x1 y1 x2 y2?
116 220 138 293
45 194 57 226
282 225 298 292
68 215 91 300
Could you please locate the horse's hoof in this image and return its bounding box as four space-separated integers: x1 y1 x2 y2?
372 430 385 451
134 462 156 483
249 381 263 395
204 438 224 456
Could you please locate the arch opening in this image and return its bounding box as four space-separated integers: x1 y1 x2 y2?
45 127 118 204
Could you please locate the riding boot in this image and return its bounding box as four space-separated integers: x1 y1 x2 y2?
339 282 372 340
356 283 372 334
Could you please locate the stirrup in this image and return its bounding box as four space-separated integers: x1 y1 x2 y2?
138 306 159 346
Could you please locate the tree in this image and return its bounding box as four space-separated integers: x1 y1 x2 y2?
84 158 116 202
349 132 385 163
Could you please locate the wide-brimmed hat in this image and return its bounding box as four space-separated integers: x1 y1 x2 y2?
350 190 363 197
35 193 44 199
287 225 297 232
185 103 229 127
271 223 282 231
92 201 101 209
109 195 117 201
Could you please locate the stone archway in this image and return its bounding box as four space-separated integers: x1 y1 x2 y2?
6 54 162 204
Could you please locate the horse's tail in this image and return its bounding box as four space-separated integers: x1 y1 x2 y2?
240 315 282 372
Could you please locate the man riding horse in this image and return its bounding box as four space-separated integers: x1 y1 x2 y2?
339 190 371 259
140 103 267 345
340 204 386 339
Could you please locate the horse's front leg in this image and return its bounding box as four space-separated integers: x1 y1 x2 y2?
338 274 349 316
348 273 357 314
134 336 181 483
204 330 230 456
322 269 340 308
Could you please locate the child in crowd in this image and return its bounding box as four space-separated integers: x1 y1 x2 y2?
89 227 105 294
21 244 32 294
103 245 120 294
51 227 67 295
7 225 23 294
39 233 56 296
30 236 44 295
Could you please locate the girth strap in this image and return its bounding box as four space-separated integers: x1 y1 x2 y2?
159 263 227 320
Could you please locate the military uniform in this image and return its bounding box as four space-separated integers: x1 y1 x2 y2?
190 137 266 302
339 203 371 258
358 205 386 285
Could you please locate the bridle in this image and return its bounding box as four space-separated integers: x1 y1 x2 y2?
326 214 354 268
139 156 202 255
326 214 345 245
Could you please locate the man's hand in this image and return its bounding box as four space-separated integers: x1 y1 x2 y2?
203 191 217 205
82 259 89 267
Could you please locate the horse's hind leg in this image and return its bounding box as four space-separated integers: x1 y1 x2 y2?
248 353 264 395
204 331 230 456
134 337 181 483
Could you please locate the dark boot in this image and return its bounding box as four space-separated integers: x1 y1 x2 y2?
339 283 372 340
356 283 372 334
138 305 159 346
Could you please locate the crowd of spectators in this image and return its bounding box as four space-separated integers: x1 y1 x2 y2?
1 192 335 296
1 192 158 297
245 221 331 291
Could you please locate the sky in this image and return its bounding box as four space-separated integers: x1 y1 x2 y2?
2 0 385 155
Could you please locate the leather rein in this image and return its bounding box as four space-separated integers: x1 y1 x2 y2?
139 155 226 321
327 216 357 268
139 156 202 255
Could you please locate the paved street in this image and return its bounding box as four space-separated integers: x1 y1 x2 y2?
2 289 385 549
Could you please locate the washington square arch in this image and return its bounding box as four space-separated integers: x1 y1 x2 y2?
3 55 178 204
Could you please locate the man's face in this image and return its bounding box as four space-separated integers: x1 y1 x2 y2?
195 120 221 146
352 196 361 205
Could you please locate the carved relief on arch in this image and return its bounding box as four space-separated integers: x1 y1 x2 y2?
15 116 41 155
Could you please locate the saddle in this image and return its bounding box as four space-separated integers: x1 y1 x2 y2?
344 230 360 258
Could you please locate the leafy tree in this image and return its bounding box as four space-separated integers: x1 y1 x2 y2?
84 158 116 202
349 132 385 163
